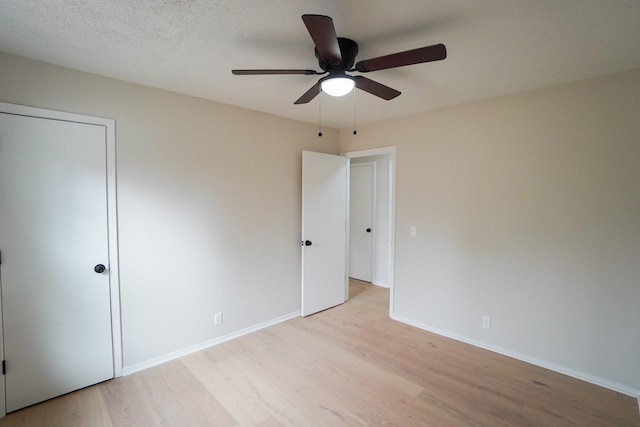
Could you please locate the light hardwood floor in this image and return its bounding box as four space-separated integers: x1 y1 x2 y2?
1 279 638 426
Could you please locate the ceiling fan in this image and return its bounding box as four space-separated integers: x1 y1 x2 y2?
232 14 447 104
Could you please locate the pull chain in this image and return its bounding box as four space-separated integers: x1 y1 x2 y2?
352 88 357 135
318 91 323 137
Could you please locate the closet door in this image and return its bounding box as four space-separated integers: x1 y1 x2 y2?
0 112 114 412
349 162 375 282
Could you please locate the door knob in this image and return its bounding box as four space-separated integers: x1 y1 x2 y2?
366 228 371 232
305 240 312 246
94 264 106 274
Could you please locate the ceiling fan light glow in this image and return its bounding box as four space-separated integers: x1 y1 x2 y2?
321 77 355 97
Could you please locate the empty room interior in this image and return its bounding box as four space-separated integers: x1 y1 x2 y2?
0 1 639 425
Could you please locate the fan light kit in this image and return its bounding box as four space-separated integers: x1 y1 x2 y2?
232 14 447 105
320 75 354 97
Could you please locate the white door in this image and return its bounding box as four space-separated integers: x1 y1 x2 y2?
301 151 348 316
349 163 375 282
0 113 114 412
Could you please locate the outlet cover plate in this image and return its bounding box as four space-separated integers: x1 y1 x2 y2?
482 316 491 330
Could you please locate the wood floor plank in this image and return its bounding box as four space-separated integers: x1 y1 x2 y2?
1 278 638 426
182 351 270 425
220 329 371 426
135 359 237 427
98 373 166 427
182 350 314 426
0 385 114 427
158 360 237 426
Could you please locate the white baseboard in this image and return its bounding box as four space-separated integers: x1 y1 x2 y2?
123 310 300 376
371 280 389 288
391 314 640 399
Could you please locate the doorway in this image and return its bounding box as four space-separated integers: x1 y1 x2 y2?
344 147 396 316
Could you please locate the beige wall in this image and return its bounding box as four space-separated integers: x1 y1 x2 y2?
339 69 640 395
0 52 339 369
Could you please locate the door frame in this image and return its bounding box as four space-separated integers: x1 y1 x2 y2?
342 146 396 317
0 102 122 417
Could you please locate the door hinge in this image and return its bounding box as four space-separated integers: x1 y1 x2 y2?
2 360 5 375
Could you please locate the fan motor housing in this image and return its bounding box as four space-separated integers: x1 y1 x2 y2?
316 37 358 71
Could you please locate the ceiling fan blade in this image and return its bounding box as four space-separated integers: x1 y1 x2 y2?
355 43 447 72
353 76 401 100
294 82 322 104
302 14 342 64
232 69 320 75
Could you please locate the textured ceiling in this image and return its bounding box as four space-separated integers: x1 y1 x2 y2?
1 0 639 129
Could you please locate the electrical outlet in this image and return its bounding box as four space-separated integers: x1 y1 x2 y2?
482 316 491 330
214 312 223 326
